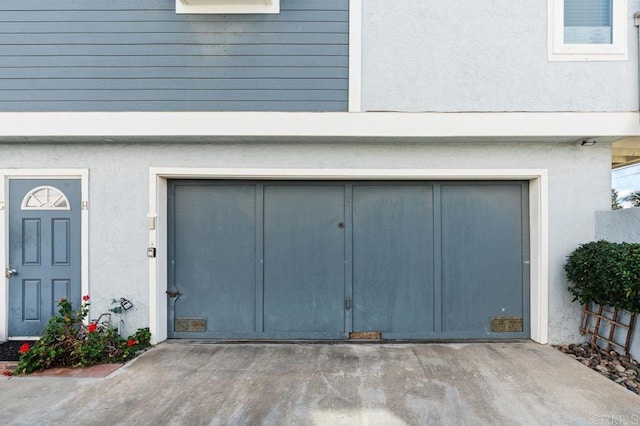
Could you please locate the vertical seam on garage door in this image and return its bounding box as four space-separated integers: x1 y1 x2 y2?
255 183 265 333
433 183 443 334
344 183 353 335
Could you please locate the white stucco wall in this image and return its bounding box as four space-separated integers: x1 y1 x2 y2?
361 0 640 112
595 207 640 359
0 140 611 343
596 207 640 243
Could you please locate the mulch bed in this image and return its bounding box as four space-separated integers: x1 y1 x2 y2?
555 343 640 394
0 341 32 362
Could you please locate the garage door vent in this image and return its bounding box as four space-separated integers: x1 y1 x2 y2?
175 318 207 332
490 317 523 333
349 332 382 340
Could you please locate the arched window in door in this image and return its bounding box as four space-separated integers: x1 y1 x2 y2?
21 186 71 210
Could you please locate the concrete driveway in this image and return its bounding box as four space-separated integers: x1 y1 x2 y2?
1 341 638 425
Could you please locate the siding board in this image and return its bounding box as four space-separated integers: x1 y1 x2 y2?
0 0 349 112
0 0 348 11
0 56 346 67
0 67 349 79
0 79 349 90
0 22 349 33
0 33 349 45
0 11 349 22
0 90 348 101
0 101 348 111
0 45 349 56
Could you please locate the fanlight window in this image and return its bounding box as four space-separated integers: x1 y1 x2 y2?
21 186 70 210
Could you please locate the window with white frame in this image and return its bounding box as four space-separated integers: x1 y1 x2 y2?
21 186 70 210
548 0 628 61
176 0 279 14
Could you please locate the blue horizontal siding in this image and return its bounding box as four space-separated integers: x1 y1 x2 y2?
0 0 348 10
1 56 345 67
0 22 348 33
0 101 348 111
0 10 348 22
0 33 349 45
0 67 349 79
0 0 349 112
0 79 348 91
0 45 349 56
0 90 348 101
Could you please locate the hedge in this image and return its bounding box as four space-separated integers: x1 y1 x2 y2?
565 240 640 313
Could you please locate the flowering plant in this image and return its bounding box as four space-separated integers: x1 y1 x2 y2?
14 296 151 375
18 343 30 354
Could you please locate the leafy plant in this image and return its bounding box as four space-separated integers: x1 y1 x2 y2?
612 188 623 210
565 240 640 313
624 190 640 208
14 296 151 375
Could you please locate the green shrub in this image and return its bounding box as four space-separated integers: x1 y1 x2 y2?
14 296 151 375
565 240 640 313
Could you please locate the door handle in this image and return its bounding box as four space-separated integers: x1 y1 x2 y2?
5 266 17 278
166 289 182 298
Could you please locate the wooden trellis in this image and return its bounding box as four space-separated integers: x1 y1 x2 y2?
580 303 637 354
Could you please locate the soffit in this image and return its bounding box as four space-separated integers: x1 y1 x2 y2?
612 137 640 169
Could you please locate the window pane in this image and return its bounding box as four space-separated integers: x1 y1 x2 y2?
564 0 612 44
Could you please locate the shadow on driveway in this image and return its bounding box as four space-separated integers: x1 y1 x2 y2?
1 342 637 425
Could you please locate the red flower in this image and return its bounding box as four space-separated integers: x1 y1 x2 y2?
82 295 90 302
2 370 12 376
88 323 97 333
18 343 30 354
126 339 136 347
59 297 66 303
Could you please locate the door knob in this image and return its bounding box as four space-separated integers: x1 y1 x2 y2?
166 289 182 298
5 266 17 278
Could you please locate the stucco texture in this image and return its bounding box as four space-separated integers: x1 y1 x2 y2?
596 207 640 243
362 0 640 112
0 140 611 343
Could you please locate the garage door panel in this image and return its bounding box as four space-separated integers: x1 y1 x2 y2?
441 184 526 334
352 185 435 334
171 184 257 334
263 185 345 333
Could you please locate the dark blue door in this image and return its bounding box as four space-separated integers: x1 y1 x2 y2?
440 183 529 338
263 185 345 337
8 179 82 337
352 184 435 337
168 183 258 338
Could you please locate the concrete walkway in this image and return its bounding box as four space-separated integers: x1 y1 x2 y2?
1 342 638 425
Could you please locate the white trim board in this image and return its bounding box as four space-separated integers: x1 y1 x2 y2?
0 169 89 342
148 167 549 345
0 112 638 139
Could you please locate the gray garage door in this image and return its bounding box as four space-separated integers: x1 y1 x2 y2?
167 181 529 340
